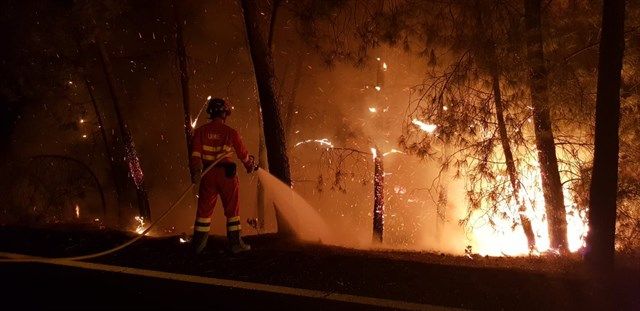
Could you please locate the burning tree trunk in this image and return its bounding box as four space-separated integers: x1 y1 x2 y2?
173 0 195 182
586 0 626 272
241 0 292 235
491 68 537 251
474 1 536 251
96 39 151 220
372 148 384 243
524 0 568 253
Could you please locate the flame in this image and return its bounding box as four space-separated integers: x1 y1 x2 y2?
134 216 146 235
469 158 589 256
370 148 377 159
411 119 437 133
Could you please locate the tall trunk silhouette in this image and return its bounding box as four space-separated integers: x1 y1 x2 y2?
173 0 195 182
586 0 625 272
96 39 151 221
372 148 384 243
82 75 123 224
490 69 537 251
474 1 536 250
241 0 292 235
524 0 568 253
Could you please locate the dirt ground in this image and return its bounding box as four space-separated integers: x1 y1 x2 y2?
0 225 638 310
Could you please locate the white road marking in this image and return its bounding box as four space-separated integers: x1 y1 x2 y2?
0 252 465 311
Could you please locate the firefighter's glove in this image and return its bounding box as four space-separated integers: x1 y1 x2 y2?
245 155 258 173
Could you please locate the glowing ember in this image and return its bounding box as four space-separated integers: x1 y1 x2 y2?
443 105 448 111
124 137 144 188
79 118 85 124
75 204 80 219
368 107 377 113
411 119 437 133
374 86 382 92
382 62 388 71
294 138 334 148
134 216 146 234
81 134 87 138
179 237 189 243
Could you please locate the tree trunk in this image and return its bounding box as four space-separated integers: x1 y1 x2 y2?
491 69 537 251
96 39 151 221
173 0 195 182
473 1 536 251
241 0 292 235
372 149 384 243
586 0 625 272
524 0 568 253
83 76 123 223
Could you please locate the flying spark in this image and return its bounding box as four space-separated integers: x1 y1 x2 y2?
191 97 211 128
383 149 404 156
295 138 334 148
412 119 437 133
75 204 80 219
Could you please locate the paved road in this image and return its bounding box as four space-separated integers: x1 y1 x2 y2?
1 262 450 310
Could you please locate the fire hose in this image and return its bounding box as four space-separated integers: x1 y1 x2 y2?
0 152 241 263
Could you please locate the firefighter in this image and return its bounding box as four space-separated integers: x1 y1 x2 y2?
190 97 256 254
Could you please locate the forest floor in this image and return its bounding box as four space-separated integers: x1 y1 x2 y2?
0 225 638 310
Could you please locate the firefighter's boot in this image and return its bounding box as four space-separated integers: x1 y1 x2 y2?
193 217 212 254
227 216 250 254
192 231 209 254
